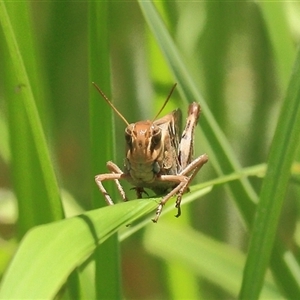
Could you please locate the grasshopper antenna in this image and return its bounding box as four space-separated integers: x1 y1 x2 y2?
152 83 177 122
92 82 130 126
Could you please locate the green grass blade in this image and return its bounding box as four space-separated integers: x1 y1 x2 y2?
144 223 281 299
258 2 295 89
0 111 10 164
120 164 269 243
120 185 213 242
0 199 157 299
89 2 121 298
0 1 63 228
239 47 300 299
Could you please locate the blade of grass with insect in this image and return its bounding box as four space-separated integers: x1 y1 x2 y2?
0 145 289 298
120 163 267 242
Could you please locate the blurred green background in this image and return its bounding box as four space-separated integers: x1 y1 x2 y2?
1 1 300 299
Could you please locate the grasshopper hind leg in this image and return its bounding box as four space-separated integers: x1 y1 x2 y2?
152 153 208 223
152 181 187 223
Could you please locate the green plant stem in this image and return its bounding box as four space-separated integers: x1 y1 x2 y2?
0 2 62 222
239 47 300 299
89 2 121 299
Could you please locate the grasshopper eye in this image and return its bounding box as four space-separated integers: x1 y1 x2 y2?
125 128 132 146
151 127 161 147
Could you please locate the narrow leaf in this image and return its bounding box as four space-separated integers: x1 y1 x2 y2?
144 223 280 299
0 0 62 225
239 47 300 299
0 199 157 299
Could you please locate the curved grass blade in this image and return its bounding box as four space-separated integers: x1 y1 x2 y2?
120 185 213 241
0 199 157 299
120 163 267 241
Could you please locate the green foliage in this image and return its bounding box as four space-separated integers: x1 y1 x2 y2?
0 1 63 237
0 199 157 299
1 1 300 299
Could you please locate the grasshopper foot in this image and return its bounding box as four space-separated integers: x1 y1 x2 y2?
175 195 182 218
175 205 181 218
152 202 163 223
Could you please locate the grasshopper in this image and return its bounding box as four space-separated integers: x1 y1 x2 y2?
93 83 208 222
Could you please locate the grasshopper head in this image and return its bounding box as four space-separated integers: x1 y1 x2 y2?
125 121 162 162
92 81 176 166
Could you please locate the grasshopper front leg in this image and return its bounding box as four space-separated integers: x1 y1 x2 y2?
152 153 208 223
95 161 129 205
